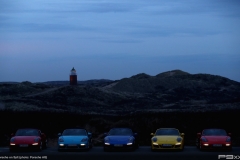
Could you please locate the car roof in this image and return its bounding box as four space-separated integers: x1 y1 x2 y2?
110 127 132 129
109 128 133 131
17 128 40 130
157 128 179 130
15 128 41 133
202 128 226 131
63 128 87 131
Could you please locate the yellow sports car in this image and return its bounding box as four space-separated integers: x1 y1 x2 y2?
151 128 184 151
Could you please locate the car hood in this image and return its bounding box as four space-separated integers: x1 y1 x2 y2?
59 136 88 143
105 136 134 144
12 136 40 144
154 136 181 143
203 136 229 142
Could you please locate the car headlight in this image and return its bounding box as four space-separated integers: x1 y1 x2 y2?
10 138 15 143
59 137 64 142
34 138 40 142
152 137 157 142
201 137 208 142
176 137 182 142
81 138 88 142
104 137 110 145
226 137 231 142
128 137 134 143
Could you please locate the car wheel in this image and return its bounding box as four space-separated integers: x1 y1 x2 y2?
196 139 200 149
43 140 47 149
180 145 184 151
136 142 139 149
58 148 63 152
38 142 42 151
90 141 93 149
199 144 203 151
104 147 109 152
130 147 135 152
85 144 90 151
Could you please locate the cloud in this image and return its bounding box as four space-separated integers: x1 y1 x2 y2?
0 0 138 14
100 39 142 43
0 22 93 33
140 0 240 17
2 0 240 16
127 27 218 38
1 0 239 37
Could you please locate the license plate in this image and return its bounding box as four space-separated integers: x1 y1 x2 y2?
20 144 28 147
213 144 222 147
162 144 172 147
115 144 123 147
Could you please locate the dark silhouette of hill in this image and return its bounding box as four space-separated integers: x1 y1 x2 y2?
0 70 240 147
110 70 240 93
0 70 240 114
42 79 113 86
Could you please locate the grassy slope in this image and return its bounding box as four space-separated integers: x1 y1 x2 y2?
0 70 240 146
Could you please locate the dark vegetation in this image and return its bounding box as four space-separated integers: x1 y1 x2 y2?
0 70 240 146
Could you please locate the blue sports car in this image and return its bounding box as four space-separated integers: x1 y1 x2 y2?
58 128 92 151
103 128 139 151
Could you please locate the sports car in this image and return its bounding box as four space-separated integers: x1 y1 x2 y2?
150 128 184 151
9 128 47 152
103 128 139 151
58 128 92 151
196 128 232 151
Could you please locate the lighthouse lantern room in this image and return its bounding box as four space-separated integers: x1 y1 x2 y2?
70 67 77 85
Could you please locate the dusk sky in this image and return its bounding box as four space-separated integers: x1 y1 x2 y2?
0 0 240 82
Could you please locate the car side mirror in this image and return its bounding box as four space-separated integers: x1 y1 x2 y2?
150 133 154 136
58 133 61 136
88 132 92 137
181 133 185 136
197 133 201 138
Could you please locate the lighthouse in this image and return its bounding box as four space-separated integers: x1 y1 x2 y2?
70 67 77 85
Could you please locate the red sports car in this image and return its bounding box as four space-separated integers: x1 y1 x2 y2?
9 128 47 152
196 128 232 151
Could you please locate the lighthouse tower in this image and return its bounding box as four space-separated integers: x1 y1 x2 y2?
70 67 77 85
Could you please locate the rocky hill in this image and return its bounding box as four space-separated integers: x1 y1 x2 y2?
0 70 240 115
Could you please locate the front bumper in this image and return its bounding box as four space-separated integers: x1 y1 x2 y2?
151 143 183 150
104 143 135 151
9 144 41 151
200 143 232 150
58 143 89 151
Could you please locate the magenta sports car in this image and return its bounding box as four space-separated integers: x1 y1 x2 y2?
196 128 232 151
9 128 47 152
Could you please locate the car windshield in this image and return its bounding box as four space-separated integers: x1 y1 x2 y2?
15 129 40 136
202 129 227 136
155 129 180 136
62 129 87 136
108 128 133 136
